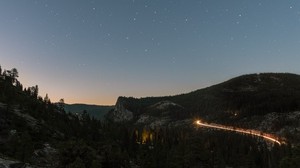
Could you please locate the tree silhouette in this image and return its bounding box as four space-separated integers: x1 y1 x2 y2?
44 93 51 104
28 85 38 98
58 98 65 112
10 68 19 78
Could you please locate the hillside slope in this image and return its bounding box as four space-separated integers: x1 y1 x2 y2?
110 73 300 120
0 66 128 167
107 73 300 144
1 66 300 167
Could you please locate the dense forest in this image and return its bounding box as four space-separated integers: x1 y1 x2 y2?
0 65 299 168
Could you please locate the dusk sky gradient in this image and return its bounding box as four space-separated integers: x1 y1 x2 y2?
1 0 300 105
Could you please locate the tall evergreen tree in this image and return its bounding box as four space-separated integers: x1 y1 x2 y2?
58 98 65 112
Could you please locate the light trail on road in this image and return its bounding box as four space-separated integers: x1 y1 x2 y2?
195 120 283 145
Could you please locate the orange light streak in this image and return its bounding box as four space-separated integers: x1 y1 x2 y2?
195 120 283 145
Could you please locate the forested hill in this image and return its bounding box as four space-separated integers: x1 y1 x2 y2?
0 66 129 167
64 104 114 119
1 66 300 168
114 73 300 119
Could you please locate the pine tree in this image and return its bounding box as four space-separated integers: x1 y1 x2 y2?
58 98 65 112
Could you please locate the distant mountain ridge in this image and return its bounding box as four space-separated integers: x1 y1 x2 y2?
108 73 300 121
64 103 114 119
106 73 300 144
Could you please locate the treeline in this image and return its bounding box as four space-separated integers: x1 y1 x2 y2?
0 66 128 167
104 122 298 168
1 66 299 167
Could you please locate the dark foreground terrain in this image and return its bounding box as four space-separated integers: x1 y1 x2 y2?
0 66 299 167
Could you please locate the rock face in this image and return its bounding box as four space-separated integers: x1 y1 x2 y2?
237 111 300 145
0 104 61 168
0 157 32 168
108 97 133 122
135 101 185 128
31 143 59 168
107 98 187 126
106 98 188 128
148 101 183 110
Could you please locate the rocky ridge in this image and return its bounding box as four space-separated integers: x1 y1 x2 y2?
107 97 133 122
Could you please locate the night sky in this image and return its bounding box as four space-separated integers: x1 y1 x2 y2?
1 0 300 105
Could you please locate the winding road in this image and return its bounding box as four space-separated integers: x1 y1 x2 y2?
195 120 283 145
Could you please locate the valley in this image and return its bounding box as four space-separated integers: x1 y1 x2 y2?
0 67 300 167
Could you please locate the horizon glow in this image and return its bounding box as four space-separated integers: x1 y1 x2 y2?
1 0 300 105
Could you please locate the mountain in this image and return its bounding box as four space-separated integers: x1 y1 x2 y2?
109 73 300 119
1 66 300 168
64 103 114 120
107 73 300 143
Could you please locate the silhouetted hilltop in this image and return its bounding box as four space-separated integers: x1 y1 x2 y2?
109 73 300 121
0 66 124 167
1 66 300 167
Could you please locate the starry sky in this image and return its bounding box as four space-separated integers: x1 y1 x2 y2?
1 0 300 105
